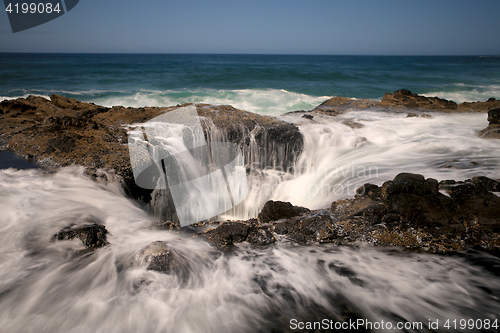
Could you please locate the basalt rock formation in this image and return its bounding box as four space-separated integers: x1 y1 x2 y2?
304 90 500 116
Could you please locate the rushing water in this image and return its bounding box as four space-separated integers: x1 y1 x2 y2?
0 167 500 333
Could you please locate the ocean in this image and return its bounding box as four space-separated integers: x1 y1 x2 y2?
1 54 500 115
1 54 500 332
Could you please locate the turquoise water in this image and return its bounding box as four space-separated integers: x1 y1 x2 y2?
1 53 500 115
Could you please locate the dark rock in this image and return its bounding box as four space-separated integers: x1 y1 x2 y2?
152 220 180 231
201 222 250 246
444 182 500 233
479 108 500 139
331 197 386 225
272 214 336 244
378 90 458 111
355 183 382 200
258 200 311 223
471 176 500 192
133 241 190 278
487 108 500 124
380 173 463 232
406 112 432 118
246 226 276 246
301 114 314 120
341 120 364 128
51 223 109 250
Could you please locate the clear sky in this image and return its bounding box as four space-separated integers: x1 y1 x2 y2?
1 0 500 55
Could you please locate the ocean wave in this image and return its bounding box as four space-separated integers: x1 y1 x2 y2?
421 84 500 103
1 88 331 116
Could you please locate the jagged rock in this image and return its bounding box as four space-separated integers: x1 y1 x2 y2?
258 200 311 223
201 222 250 246
380 173 464 232
246 226 277 246
198 221 276 246
378 89 458 111
51 223 109 250
471 176 500 192
479 108 500 139
313 90 500 114
301 114 314 120
330 197 386 225
488 108 500 124
271 214 336 244
442 182 500 233
312 96 376 114
133 241 189 278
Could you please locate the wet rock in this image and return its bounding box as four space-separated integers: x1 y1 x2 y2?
272 214 336 244
201 221 251 246
488 108 500 124
258 200 311 223
380 173 464 232
341 120 364 128
330 197 386 225
313 96 377 113
479 124 500 139
152 220 180 231
301 114 314 120
406 112 432 118
378 89 458 111
133 241 189 278
443 182 500 233
246 226 277 246
471 176 500 192
479 108 500 139
51 223 109 250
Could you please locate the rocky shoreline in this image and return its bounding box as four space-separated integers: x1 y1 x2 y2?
1 90 500 258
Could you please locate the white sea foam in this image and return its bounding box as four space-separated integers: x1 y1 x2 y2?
1 89 330 117
234 111 500 213
421 84 500 103
90 89 330 116
0 167 499 332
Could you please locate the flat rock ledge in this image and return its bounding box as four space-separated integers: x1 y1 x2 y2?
0 95 303 202
156 174 500 254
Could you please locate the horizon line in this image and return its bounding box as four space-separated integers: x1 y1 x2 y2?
1 52 499 57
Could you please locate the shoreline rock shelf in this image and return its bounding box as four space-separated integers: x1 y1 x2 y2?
0 95 303 202
147 174 499 254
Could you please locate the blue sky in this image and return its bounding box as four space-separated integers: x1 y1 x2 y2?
1 0 500 55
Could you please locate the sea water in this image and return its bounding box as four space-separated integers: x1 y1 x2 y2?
1 54 500 332
1 54 499 115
